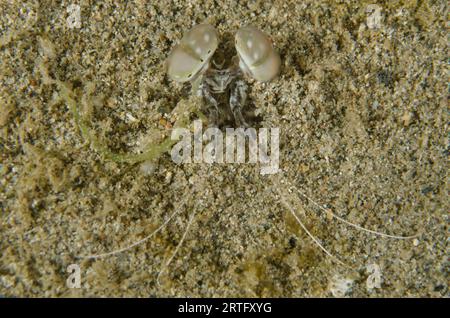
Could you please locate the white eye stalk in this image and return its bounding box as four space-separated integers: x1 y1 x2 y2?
235 25 281 82
166 24 219 83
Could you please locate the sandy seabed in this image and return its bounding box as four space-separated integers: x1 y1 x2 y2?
0 1 448 297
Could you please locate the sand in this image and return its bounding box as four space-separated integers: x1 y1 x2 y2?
0 0 447 297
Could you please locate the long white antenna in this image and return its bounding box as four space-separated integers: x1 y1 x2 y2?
279 174 419 240
157 209 198 286
274 186 352 269
78 196 189 260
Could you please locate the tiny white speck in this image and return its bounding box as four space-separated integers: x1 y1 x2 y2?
204 33 210 42
125 113 137 122
253 52 259 60
195 47 202 55
140 161 157 176
247 40 253 48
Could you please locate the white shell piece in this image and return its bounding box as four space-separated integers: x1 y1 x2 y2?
167 24 219 82
235 26 280 82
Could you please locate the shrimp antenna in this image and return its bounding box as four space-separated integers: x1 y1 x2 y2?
274 185 353 269
278 174 419 240
77 197 189 260
157 209 198 286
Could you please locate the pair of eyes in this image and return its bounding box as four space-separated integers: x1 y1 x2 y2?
167 24 280 83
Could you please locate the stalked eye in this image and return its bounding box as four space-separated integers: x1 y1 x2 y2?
167 24 219 83
235 26 280 82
